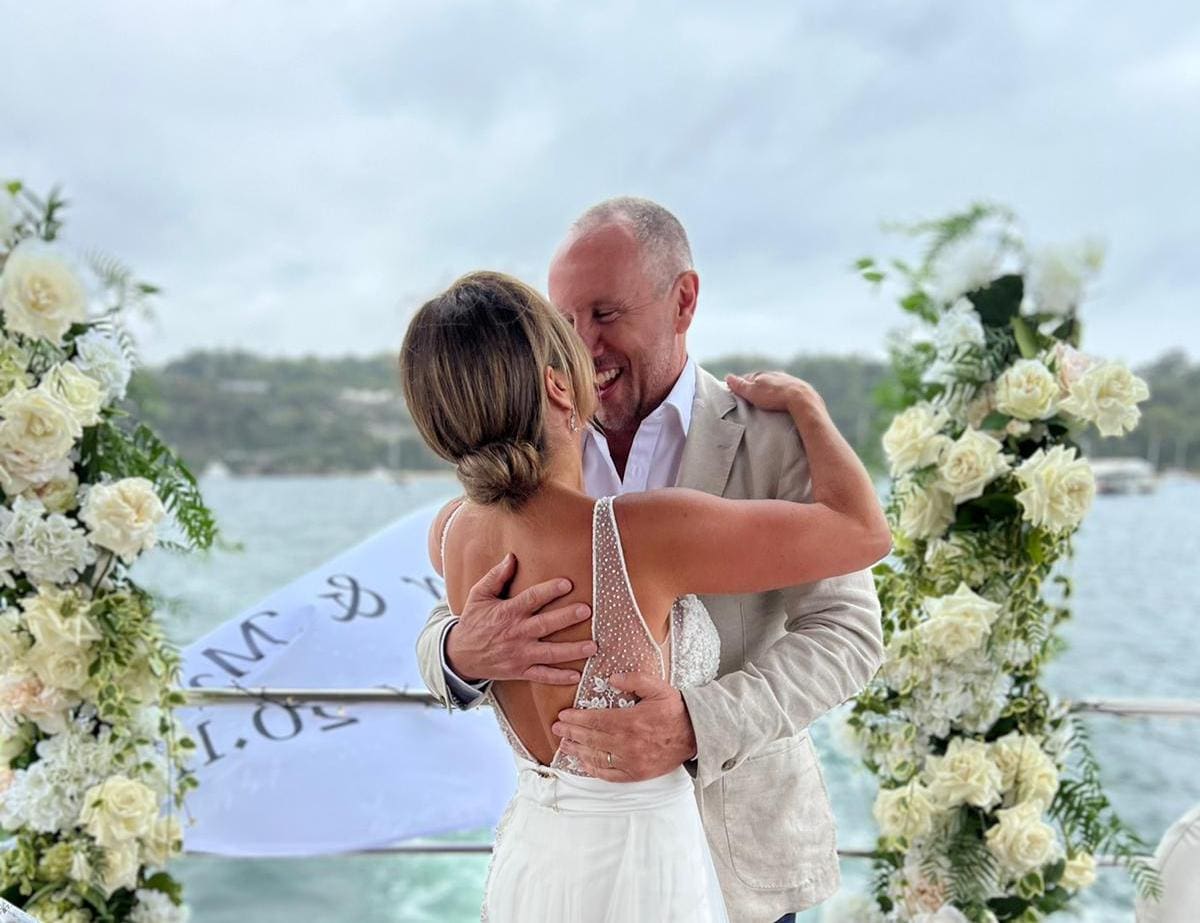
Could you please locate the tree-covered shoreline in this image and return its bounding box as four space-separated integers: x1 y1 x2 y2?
122 349 1197 478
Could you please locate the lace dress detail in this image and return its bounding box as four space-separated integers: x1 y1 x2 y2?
669 594 720 690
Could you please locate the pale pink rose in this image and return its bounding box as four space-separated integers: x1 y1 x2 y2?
1053 343 1095 393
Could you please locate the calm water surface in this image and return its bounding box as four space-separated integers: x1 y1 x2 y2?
131 474 1200 922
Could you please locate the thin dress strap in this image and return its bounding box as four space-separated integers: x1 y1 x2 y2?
439 500 468 594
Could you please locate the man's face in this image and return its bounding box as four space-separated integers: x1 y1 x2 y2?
547 223 687 436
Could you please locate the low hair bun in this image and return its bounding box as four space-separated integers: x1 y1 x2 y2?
456 440 545 509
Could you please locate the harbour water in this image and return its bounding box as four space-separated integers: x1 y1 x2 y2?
131 474 1200 922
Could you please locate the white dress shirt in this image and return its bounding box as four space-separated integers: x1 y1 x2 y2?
441 358 698 705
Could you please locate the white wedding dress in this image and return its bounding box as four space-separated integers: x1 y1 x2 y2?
443 496 728 923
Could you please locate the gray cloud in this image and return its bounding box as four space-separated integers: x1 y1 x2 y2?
2 0 1196 367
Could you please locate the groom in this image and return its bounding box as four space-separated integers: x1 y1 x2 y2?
416 196 884 923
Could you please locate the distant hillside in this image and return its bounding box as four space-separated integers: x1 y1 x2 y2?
123 348 1195 477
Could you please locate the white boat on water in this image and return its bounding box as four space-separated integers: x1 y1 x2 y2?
1089 457 1157 494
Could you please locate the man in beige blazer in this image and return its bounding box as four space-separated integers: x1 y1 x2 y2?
415 197 884 923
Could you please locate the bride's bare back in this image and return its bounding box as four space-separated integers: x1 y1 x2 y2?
434 490 675 766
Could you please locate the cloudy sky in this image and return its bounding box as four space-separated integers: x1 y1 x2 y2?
4 1 1197 367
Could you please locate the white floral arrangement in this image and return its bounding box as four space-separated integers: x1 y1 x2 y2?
844 206 1159 922
0 182 217 923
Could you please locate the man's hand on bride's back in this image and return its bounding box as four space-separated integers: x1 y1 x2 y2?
444 552 597 685
726 370 828 419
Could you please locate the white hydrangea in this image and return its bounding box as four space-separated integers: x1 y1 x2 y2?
936 429 1011 504
130 889 191 923
0 336 33 396
0 496 97 586
72 328 133 404
1026 243 1096 316
0 712 117 832
1014 445 1095 533
931 238 1000 303
1058 360 1150 437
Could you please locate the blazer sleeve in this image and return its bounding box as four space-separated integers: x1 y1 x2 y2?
680 418 885 789
417 600 493 711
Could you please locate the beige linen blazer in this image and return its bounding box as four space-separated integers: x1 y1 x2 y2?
415 367 884 922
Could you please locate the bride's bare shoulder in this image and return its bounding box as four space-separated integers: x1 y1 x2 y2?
427 496 467 576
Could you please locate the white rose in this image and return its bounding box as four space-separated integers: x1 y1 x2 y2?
898 483 956 541
80 477 166 563
0 385 80 463
1027 244 1088 316
874 779 937 842
0 609 31 672
936 429 1011 503
72 329 133 404
925 737 1003 809
1060 851 1097 890
934 298 986 353
0 668 74 734
1014 445 1095 533
994 359 1059 421
141 814 183 866
985 800 1061 875
20 585 100 649
81 774 160 847
883 404 951 477
1051 342 1095 392
0 240 89 345
27 641 94 693
932 238 999 303
25 470 80 514
919 584 1002 660
0 336 33 396
42 362 104 427
989 733 1059 808
1058 361 1150 437
100 838 141 897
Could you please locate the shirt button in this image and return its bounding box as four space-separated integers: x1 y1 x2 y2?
722 758 737 771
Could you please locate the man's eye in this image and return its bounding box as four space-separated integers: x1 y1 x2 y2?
596 311 617 323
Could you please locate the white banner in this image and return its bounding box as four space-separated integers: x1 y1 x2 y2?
176 502 516 857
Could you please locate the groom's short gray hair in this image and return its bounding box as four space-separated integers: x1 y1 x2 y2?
570 196 693 293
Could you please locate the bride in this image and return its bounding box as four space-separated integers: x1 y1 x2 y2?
400 271 890 922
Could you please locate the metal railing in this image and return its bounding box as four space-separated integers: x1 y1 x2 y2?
174 686 1195 862
176 686 1200 718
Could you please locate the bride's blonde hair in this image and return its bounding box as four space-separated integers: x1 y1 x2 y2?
400 271 597 510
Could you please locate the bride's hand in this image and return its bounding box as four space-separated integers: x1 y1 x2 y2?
726 371 827 418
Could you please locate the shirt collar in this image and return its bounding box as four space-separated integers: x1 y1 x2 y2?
658 355 696 437
586 356 695 440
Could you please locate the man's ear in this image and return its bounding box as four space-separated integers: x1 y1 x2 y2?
674 270 699 335
544 365 575 414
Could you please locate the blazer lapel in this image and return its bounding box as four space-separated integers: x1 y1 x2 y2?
676 368 744 497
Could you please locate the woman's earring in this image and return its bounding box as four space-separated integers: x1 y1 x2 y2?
568 410 578 433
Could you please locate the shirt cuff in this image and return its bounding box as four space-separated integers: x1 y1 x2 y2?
439 617 489 710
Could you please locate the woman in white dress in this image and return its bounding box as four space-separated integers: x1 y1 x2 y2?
400 272 890 923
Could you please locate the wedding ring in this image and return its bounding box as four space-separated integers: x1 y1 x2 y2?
606 750 614 768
